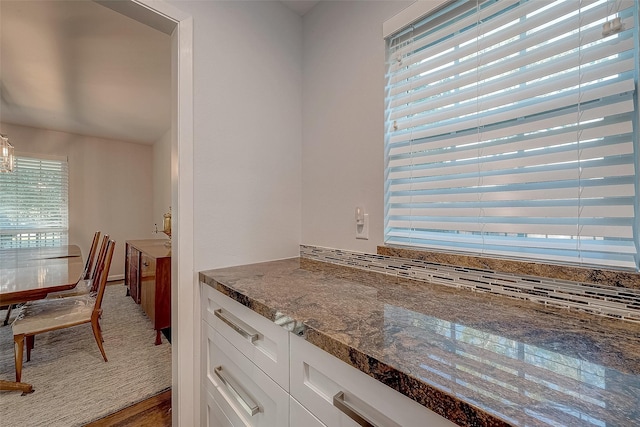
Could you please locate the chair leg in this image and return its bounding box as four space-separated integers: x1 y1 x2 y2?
3 305 13 326
26 336 34 362
14 334 24 383
0 379 33 394
98 318 104 342
91 319 108 362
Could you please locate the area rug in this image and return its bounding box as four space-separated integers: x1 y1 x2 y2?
0 285 172 426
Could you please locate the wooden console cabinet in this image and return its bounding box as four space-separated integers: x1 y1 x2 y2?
125 239 171 345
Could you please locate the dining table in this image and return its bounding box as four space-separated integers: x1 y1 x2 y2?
0 244 84 394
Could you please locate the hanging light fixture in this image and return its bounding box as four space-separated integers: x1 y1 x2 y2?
1 134 15 173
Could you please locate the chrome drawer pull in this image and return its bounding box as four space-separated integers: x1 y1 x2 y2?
214 366 260 416
333 392 378 427
214 308 259 343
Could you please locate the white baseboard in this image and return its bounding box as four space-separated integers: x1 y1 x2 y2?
108 274 125 282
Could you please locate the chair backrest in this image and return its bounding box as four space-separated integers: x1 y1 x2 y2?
93 240 115 317
90 236 111 294
89 234 110 292
82 231 101 280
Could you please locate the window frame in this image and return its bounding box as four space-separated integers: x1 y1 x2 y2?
383 0 640 271
0 154 70 248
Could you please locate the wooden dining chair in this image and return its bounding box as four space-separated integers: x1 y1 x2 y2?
82 231 101 280
46 234 110 299
2 305 13 326
12 240 115 383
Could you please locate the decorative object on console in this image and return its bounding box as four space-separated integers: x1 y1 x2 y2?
154 207 172 247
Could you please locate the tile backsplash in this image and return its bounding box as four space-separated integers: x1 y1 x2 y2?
300 245 640 323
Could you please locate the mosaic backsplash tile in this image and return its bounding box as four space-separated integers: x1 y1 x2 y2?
300 245 640 323
378 245 640 290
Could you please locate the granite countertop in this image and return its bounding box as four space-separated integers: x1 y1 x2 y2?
199 258 640 427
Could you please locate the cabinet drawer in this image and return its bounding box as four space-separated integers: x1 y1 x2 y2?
141 255 156 278
204 387 235 427
290 396 326 427
203 322 289 427
290 335 457 427
201 284 289 390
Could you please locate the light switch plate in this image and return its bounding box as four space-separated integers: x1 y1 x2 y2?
356 213 369 240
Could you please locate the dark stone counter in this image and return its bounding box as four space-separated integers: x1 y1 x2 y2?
199 258 640 427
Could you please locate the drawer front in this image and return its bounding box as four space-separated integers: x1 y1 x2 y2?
201 284 289 390
204 387 235 427
141 255 156 278
290 336 458 427
203 322 289 427
290 396 326 427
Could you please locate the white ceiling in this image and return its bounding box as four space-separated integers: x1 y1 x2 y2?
280 1 320 16
0 1 318 146
0 0 172 145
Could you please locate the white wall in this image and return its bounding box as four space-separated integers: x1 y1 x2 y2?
153 128 171 237
166 0 303 271
0 122 154 277
4 2 302 423
301 1 412 253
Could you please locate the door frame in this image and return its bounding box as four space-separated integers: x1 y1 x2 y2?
126 1 196 425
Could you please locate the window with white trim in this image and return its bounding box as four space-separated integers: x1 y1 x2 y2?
385 0 640 270
0 155 69 248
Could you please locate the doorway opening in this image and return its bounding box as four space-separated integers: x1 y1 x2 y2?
92 1 195 425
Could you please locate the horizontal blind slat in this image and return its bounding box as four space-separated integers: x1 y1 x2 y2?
389 79 635 145
390 39 635 124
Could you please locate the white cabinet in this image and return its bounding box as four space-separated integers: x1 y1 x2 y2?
290 396 326 427
201 283 458 427
290 335 458 427
203 387 235 427
202 285 289 391
202 322 290 427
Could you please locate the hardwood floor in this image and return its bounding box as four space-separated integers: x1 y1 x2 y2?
84 389 172 427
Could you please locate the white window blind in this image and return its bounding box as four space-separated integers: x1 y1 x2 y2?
385 0 639 270
0 156 69 248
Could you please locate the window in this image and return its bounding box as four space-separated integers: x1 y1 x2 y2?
385 0 639 270
0 155 69 248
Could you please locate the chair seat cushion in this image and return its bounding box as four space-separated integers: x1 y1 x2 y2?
12 295 96 336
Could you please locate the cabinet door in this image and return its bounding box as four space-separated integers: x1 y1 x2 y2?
290 335 457 427
202 322 289 427
124 243 131 292
140 255 156 324
154 257 171 330
127 247 141 304
290 397 326 427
